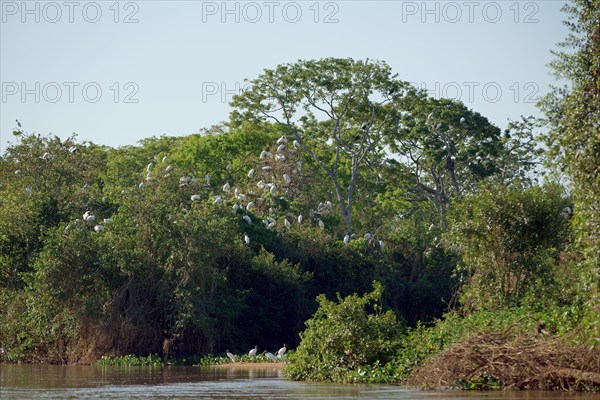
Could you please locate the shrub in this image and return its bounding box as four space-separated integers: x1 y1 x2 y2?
447 183 571 311
285 281 404 382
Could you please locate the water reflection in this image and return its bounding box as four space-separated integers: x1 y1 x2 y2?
0 364 597 400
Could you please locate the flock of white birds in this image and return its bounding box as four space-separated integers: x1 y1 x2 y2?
16 130 384 249
180 134 383 249
225 344 287 363
167 133 383 248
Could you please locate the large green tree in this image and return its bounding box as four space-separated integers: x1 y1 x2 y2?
539 0 599 331
231 58 415 234
0 132 108 290
384 95 543 225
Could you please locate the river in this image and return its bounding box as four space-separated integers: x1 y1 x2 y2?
0 364 597 399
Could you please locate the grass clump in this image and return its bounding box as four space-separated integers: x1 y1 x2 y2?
96 354 164 367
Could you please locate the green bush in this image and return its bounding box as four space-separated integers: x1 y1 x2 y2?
447 183 571 311
285 282 404 382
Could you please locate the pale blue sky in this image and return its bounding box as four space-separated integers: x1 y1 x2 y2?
1 1 568 152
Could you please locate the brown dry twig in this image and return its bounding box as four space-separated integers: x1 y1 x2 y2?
408 327 600 391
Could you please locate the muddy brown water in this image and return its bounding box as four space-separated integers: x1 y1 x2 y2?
0 364 597 399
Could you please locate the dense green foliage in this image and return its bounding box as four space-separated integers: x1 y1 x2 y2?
447 183 572 311
285 282 403 382
0 122 464 363
0 9 597 389
3 61 521 364
539 0 600 341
